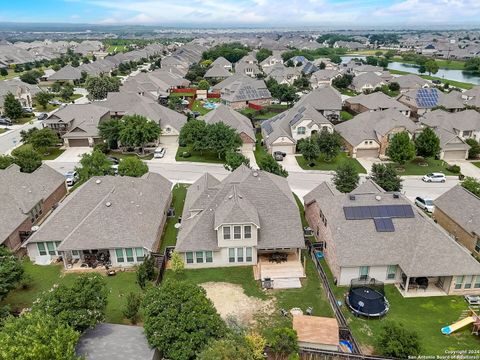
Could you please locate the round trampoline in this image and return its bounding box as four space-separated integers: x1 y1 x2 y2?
346 277 389 317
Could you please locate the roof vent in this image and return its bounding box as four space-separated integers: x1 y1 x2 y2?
393 193 400 199
96 179 102 184
252 171 259 177
375 195 382 201
105 201 112 207
349 195 356 200
228 194 233 199
31 225 39 232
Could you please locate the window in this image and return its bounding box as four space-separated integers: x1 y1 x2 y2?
229 248 235 263
186 252 194 264
386 265 397 280
464 275 473 289
475 239 480 253
244 226 252 239
115 249 124 263
223 226 231 240
234 226 241 239
297 126 306 135
46 242 56 255
206 251 213 263
237 247 244 262
196 251 204 263
246 247 252 262
125 248 134 262
359 266 369 279
72 250 79 256
474 276 480 289
455 276 464 289
37 242 46 256
135 248 144 262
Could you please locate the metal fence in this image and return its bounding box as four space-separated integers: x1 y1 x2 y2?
153 246 175 285
299 347 397 360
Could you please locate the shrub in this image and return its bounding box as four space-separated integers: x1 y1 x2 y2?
376 321 422 358
446 164 461 173
123 292 142 324
182 151 191 158
411 156 426 165
93 142 109 154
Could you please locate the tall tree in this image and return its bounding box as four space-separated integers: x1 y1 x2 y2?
333 161 360 193
117 157 148 177
224 151 250 171
0 312 81 360
11 146 42 173
118 115 161 154
424 60 439 75
258 155 288 177
143 280 227 360
265 327 299 360
35 92 53 110
316 129 343 161
387 132 416 165
75 150 114 182
376 321 422 358
85 76 120 100
197 79 210 90
179 119 208 152
197 337 255 360
28 128 58 154
3 93 23 120
256 48 273 63
371 163 403 192
98 118 122 149
206 122 242 159
298 137 320 163
0 247 24 301
415 127 441 158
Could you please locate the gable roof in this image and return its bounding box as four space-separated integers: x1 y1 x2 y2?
211 56 232 68
394 74 431 90
48 64 82 81
296 86 342 111
351 72 384 89
346 92 409 112
175 165 304 252
304 180 480 277
204 65 232 79
26 173 172 252
421 109 480 133
199 104 255 141
221 76 271 103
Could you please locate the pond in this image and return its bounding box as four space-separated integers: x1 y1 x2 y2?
340 56 480 86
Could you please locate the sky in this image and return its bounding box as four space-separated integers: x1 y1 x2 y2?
1 0 480 27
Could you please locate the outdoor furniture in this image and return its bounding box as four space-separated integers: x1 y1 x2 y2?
268 252 288 263
106 269 117 277
290 308 303 316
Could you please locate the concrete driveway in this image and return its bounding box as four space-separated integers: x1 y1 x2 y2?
53 147 92 162
242 149 258 169
450 160 480 179
150 142 178 163
279 154 303 172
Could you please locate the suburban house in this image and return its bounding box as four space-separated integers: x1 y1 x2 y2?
350 72 385 93
430 127 470 160
335 108 419 159
217 75 272 110
122 69 190 99
295 86 342 122
304 180 480 296
266 65 301 85
434 185 480 256
345 92 411 116
397 88 465 117
102 92 187 145
47 64 82 83
260 53 284 71
43 103 111 147
0 164 66 252
394 74 432 92
309 69 342 89
25 173 172 268
421 109 480 141
261 103 334 155
174 165 306 288
211 56 232 70
198 104 255 151
204 65 232 80
235 55 261 77
461 86 480 108
0 79 41 113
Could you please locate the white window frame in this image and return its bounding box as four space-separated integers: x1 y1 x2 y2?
455 276 464 289
244 225 252 239
186 252 194 264
115 249 124 263
223 226 231 240
233 226 242 239
386 265 397 280
297 126 306 135
359 266 369 279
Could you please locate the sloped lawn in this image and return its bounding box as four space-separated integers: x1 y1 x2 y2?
296 152 367 173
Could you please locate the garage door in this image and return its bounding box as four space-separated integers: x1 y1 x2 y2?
355 149 379 158
443 150 467 160
68 138 90 147
272 144 296 155
159 135 178 145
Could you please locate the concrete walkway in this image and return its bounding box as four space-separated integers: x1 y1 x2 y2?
280 154 303 172
452 160 480 179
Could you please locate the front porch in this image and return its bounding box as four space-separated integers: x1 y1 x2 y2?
397 275 449 298
254 250 306 289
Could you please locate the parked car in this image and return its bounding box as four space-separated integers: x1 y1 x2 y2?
154 147 166 159
37 113 48 120
422 173 446 183
48 99 62 105
415 196 434 213
64 171 79 187
22 107 33 113
0 117 12 126
107 156 120 165
273 151 286 161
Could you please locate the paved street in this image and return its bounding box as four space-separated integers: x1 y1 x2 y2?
0 120 43 154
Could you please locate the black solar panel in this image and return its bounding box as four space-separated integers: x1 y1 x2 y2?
344 204 414 220
374 218 395 232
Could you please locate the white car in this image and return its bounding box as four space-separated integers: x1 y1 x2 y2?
415 196 434 213
64 171 78 187
422 173 446 183
154 147 166 159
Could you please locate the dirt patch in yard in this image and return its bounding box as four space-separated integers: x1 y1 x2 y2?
201 282 275 326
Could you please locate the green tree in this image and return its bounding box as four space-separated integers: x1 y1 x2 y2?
387 132 416 165
85 75 120 100
388 82 400 92
185 63 207 82
75 150 114 182
20 127 39 143
197 79 210 90
143 280 227 360
28 128 58 154
123 292 142 324
378 57 389 69
60 83 74 101
19 70 43 85
465 138 480 159
168 96 183 110
298 137 320 163
224 151 250 171
170 251 185 274
136 255 156 289
0 312 81 360
179 119 208 151
256 48 273 63
197 337 255 360
98 118 122 149
245 332 267 360
424 60 439 75
464 57 480 72
202 42 250 63
0 68 7 76
0 247 24 301
376 321 422 358
3 92 23 120
371 163 403 192
32 274 107 332
461 177 480 197
258 155 288 177
332 74 353 89
117 157 148 177
333 161 360 193
415 127 440 158
206 122 242 159
265 327 298 360
366 56 378 66
11 146 42 173
50 81 62 93
118 115 161 154
35 92 53 110
316 129 342 161
0 155 14 169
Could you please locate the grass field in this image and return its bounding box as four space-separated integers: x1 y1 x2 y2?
159 184 188 252
396 158 456 176
253 133 270 165
14 144 65 160
340 110 354 121
107 45 128 53
473 162 480 169
388 69 474 89
1 261 142 324
175 144 224 164
296 152 367 174
392 57 467 71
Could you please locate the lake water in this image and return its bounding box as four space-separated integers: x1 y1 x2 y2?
340 56 480 86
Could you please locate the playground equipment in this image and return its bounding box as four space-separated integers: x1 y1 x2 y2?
346 277 389 317
441 307 480 335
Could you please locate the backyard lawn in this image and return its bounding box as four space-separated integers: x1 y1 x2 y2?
320 258 480 355
1 261 142 324
296 152 367 174
175 144 224 164
0 128 6 134
340 110 354 121
191 98 220 116
396 158 457 176
253 133 270 165
159 183 189 252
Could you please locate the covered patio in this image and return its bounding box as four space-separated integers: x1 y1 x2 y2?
61 249 112 271
254 249 306 289
397 273 449 297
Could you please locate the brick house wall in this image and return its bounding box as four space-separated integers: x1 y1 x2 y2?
41 183 68 218
345 102 369 114
239 132 255 145
433 207 479 255
3 217 33 251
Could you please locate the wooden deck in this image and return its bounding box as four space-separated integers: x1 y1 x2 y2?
254 253 306 289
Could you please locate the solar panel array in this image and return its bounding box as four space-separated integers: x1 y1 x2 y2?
416 88 439 108
262 120 273 135
289 106 306 125
374 218 395 232
343 204 415 233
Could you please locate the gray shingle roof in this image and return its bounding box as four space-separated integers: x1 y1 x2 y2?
304 180 480 277
346 92 409 112
221 77 271 103
25 173 172 252
296 86 342 112
199 104 255 141
204 65 232 78
48 64 82 81
175 165 304 252
394 74 431 90
421 109 480 133
351 72 384 90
